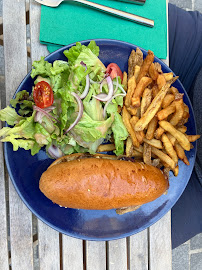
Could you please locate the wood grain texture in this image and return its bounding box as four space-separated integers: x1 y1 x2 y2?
0 122 9 270
130 229 148 270
3 1 34 269
108 239 127 270
149 211 172 270
62 235 83 270
38 220 60 270
29 2 60 270
86 241 106 270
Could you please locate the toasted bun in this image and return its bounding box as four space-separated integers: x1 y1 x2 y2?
39 154 169 210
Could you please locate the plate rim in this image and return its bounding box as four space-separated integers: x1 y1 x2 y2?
3 38 197 241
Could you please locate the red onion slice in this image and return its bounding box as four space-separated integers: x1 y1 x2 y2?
113 80 126 95
33 105 60 123
80 74 90 99
47 144 63 159
103 93 126 118
64 92 84 134
93 76 114 102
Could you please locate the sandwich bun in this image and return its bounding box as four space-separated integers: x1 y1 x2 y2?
39 154 169 210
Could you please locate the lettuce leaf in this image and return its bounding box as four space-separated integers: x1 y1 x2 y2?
0 106 23 125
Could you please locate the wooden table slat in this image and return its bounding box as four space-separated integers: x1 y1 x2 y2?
62 235 83 270
3 1 34 269
149 211 172 270
86 241 106 270
129 229 149 270
38 220 60 270
108 239 128 270
29 2 61 270
0 121 9 270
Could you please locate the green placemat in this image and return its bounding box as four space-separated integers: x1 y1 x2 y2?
40 0 167 59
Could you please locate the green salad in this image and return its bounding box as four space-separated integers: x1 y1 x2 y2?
0 41 128 158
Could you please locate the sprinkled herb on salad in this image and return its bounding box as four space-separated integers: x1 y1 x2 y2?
0 41 128 158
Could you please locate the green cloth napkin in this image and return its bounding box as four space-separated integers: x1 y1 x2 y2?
40 0 167 59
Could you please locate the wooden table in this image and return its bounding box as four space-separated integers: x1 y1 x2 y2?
0 1 172 269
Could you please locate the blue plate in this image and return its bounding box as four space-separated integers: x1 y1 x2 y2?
4 39 197 240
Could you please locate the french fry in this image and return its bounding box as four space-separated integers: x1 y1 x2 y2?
152 158 162 168
174 142 185 160
166 133 176 146
169 99 184 126
162 94 175 108
143 143 152 165
151 147 176 170
157 103 176 121
131 149 143 158
157 74 166 90
134 77 178 132
173 165 179 177
97 144 116 152
130 116 145 144
126 106 137 116
149 62 159 80
175 92 184 100
177 125 187 133
146 116 158 140
163 72 173 81
134 65 140 80
126 136 133 157
143 138 163 149
136 50 154 83
133 145 144 154
186 134 201 142
141 88 152 117
132 77 152 107
159 120 190 151
122 106 139 147
128 49 136 79
125 75 136 107
152 85 159 98
135 47 144 67
154 62 162 74
154 126 165 139
161 134 178 165
183 155 190 166
122 71 128 92
170 86 179 96
116 205 141 215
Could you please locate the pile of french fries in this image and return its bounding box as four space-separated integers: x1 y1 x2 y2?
121 48 200 177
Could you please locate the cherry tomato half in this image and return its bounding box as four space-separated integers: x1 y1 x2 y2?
33 81 54 108
106 63 123 81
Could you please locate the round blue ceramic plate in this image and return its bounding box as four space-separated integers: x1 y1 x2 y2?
4 39 197 241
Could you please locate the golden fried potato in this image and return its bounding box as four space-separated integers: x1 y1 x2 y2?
151 147 176 170
162 94 175 108
122 106 139 147
141 88 152 117
143 143 152 165
159 120 190 151
125 75 136 107
149 62 159 80
134 77 178 131
132 77 152 107
161 134 178 165
169 99 184 126
146 116 158 140
136 50 154 83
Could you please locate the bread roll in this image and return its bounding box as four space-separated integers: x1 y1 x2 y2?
39 154 169 210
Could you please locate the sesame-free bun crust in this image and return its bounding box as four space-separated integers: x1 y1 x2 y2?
39 154 169 210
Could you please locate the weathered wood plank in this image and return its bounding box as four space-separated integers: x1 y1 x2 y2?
108 239 127 270
0 121 9 270
149 211 172 270
62 235 83 270
86 241 106 270
38 220 60 270
29 1 60 269
129 230 148 270
3 0 34 269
